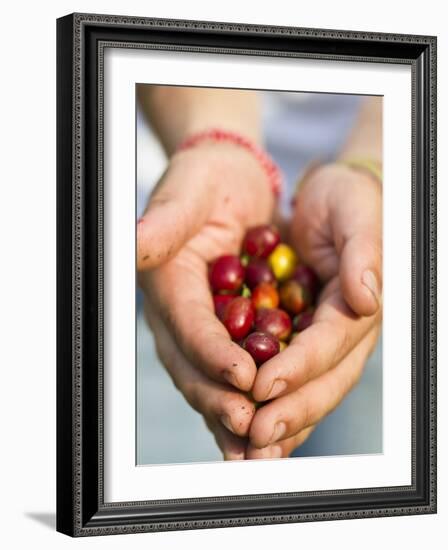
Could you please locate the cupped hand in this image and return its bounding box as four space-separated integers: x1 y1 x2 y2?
137 141 275 459
247 163 382 459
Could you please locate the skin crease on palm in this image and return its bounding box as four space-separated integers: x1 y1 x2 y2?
137 139 383 460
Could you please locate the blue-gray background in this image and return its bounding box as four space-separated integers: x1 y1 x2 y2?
136 90 382 465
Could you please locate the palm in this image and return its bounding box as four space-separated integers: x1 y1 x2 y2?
289 170 341 282
138 144 274 269
288 175 350 330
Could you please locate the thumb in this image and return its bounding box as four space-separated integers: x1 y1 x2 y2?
137 156 213 270
339 232 382 317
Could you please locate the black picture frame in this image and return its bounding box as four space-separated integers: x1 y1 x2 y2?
56 12 437 537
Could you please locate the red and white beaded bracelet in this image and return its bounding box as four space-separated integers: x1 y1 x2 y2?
177 128 283 197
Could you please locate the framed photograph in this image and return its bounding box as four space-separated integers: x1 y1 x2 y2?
56 13 437 537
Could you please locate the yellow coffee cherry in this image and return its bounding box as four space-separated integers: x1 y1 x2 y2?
268 244 298 282
279 340 288 352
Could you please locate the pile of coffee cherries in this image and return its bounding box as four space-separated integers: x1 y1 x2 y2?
209 224 320 367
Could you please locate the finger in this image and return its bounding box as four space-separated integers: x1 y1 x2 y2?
252 280 378 401
334 179 382 317
147 307 256 437
147 255 258 391
249 328 378 449
245 426 315 459
339 232 382 317
205 419 247 461
137 152 214 270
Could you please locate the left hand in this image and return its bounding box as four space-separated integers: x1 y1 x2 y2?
246 162 382 459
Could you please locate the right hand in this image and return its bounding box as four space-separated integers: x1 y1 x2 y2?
247 163 382 458
138 141 275 460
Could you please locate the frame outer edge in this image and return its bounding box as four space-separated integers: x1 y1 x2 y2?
56 13 77 537
72 13 84 537
60 13 437 536
72 11 436 44
428 35 437 513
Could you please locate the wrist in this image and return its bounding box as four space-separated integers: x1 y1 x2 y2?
168 141 275 208
176 128 283 197
145 87 262 154
336 157 382 185
315 161 382 188
291 160 380 208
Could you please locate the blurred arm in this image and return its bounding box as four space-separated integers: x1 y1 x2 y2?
338 96 383 164
137 85 262 155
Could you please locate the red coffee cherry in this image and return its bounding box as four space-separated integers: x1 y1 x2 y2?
213 294 235 321
209 255 245 293
243 331 280 365
293 265 319 299
254 307 292 341
243 224 280 259
221 296 255 340
245 258 276 289
293 308 315 332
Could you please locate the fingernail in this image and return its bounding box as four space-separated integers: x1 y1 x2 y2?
220 415 235 434
224 451 244 461
362 270 380 304
267 379 287 400
270 445 282 458
223 369 240 388
269 422 286 444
